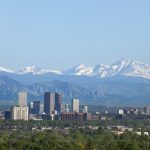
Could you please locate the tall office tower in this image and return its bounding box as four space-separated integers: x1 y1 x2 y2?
55 93 62 114
18 92 27 106
83 106 88 113
33 101 40 115
72 99 79 113
11 106 29 121
29 101 40 115
144 106 150 114
29 102 34 114
44 92 55 115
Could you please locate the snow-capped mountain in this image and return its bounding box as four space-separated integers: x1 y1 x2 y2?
17 66 42 74
18 66 62 75
0 59 150 79
0 66 62 75
64 59 150 79
96 59 150 79
119 60 150 79
95 59 133 78
17 66 62 75
64 64 93 76
0 67 15 73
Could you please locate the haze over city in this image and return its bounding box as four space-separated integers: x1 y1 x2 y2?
0 0 150 70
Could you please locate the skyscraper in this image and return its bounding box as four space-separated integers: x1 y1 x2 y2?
11 106 29 121
72 99 79 113
29 101 40 115
55 93 62 114
33 101 40 115
18 92 27 106
29 102 34 114
82 106 88 113
44 92 55 115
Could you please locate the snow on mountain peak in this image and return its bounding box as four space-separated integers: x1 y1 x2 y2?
36 69 62 75
64 59 150 79
76 64 85 69
121 60 150 79
18 66 62 75
0 67 15 73
18 66 41 74
64 64 93 76
0 59 149 79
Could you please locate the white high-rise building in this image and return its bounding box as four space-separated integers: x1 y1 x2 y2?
83 106 88 113
72 99 79 113
11 106 29 121
18 92 27 106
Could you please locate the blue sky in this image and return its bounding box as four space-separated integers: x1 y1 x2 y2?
0 0 150 70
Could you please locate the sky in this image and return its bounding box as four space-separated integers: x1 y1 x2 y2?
0 0 150 71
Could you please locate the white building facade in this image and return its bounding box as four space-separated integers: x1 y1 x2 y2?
72 99 79 113
11 106 29 121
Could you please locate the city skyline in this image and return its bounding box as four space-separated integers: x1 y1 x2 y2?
0 1 150 70
0 1 149 149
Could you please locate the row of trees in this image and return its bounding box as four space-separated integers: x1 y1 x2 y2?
0 127 150 150
0 119 150 130
0 119 150 149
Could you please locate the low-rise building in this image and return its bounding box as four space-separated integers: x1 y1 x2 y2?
61 112 84 121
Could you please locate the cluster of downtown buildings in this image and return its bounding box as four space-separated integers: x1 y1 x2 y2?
2 92 93 121
115 106 150 120
1 91 150 121
118 107 150 115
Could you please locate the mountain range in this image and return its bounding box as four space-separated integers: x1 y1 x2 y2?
1 59 150 79
0 59 150 106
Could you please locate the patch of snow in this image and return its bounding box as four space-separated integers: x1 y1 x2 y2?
0 67 15 73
